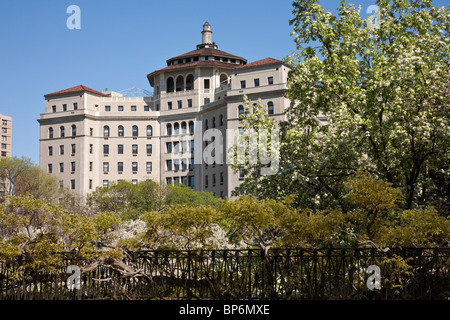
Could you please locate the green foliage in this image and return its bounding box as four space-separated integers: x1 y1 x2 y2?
0 156 59 201
141 205 222 250
235 0 450 215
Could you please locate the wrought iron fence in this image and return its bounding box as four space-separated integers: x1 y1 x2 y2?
0 248 448 300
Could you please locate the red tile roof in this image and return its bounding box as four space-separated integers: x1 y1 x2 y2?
168 48 246 63
44 85 110 97
233 57 283 70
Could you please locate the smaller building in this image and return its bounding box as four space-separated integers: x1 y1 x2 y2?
0 114 12 158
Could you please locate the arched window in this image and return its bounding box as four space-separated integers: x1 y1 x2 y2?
268 101 274 115
167 123 172 136
176 75 184 92
60 126 65 138
132 125 138 137
118 125 124 137
220 73 228 85
186 74 194 91
174 122 180 135
49 127 54 139
166 77 174 93
147 125 153 137
103 125 110 137
181 122 187 134
71 125 76 136
238 105 244 119
189 121 194 134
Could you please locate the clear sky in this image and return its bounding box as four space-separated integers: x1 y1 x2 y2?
0 0 447 164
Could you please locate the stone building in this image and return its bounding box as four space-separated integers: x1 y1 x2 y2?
38 23 291 198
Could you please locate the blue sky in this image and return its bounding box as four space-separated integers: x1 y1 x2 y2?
0 0 446 163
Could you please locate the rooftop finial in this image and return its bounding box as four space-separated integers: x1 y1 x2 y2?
197 22 217 49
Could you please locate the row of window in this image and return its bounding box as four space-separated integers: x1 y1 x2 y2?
102 144 153 155
238 101 275 117
166 158 194 171
240 76 274 89
48 125 76 139
51 103 78 113
166 121 195 136
49 161 153 174
103 105 151 112
103 125 153 137
62 178 146 191
204 172 225 188
166 176 195 188
166 140 194 154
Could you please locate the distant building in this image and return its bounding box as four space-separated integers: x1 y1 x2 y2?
38 23 291 198
0 114 12 158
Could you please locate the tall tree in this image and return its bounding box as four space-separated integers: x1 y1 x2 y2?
236 0 450 213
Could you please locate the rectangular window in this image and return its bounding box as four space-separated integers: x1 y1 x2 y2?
2 128 6 133
118 144 123 154
89 162 93 172
118 162 123 172
189 176 194 188
174 159 180 171
166 160 172 171
103 180 109 188
71 179 75 190
190 158 194 170
90 128 93 136
205 175 208 188
48 146 53 156
190 141 194 153
131 105 137 111
166 142 172 153
204 98 210 104
166 177 172 185
118 105 124 111
59 180 64 189
268 76 274 85
178 100 182 109
103 144 109 155
48 164 53 173
254 78 260 87
188 99 192 108
146 162 152 172
168 102 172 110
71 144 76 154
239 167 245 179
132 179 138 185
212 174 216 187
174 177 180 185
240 80 246 88
1 143 5 149
204 79 210 89
90 144 93 154
132 144 138 155
52 106 56 113
73 103 78 110
132 162 138 172
60 145 64 155
182 176 188 186
105 106 111 111
146 144 152 154
63 104 67 111
182 159 187 171
173 141 180 154
71 162 75 173
220 172 224 185
1 136 6 142
144 105 150 111
89 179 92 190
103 162 109 173
1 120 6 126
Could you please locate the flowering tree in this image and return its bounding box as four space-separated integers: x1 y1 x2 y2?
236 0 450 214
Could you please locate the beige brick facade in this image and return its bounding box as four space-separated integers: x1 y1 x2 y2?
38 24 291 198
